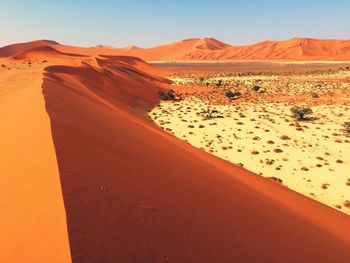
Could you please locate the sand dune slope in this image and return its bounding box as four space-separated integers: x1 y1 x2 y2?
0 59 71 262
44 55 350 262
1 51 350 262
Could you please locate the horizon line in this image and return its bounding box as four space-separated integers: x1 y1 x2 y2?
2 36 350 50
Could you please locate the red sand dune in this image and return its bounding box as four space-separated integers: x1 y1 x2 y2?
222 38 350 60
2 37 350 61
1 47 350 262
0 39 60 57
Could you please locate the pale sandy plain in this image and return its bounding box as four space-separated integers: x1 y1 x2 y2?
150 67 350 214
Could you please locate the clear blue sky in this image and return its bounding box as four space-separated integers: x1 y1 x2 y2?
1 0 349 48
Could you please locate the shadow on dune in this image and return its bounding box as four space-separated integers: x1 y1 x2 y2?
41 57 350 262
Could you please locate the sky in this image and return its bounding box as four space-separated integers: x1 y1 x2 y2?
0 0 349 48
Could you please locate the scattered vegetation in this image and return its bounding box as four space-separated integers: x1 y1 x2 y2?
159 90 176 101
310 92 319 98
151 67 350 215
225 90 242 99
198 107 222 120
215 79 223 87
290 106 313 120
252 85 261 92
344 122 350 133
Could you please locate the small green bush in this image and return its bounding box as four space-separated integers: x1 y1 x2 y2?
216 79 223 87
159 90 176 100
252 85 261 92
310 92 319 98
290 106 313 120
344 122 350 133
225 91 242 99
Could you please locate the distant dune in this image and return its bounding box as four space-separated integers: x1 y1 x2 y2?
1 37 350 61
223 38 350 60
93 45 116 49
1 43 350 262
123 45 143 50
0 40 60 57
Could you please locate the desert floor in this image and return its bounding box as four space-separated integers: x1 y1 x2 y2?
152 60 350 73
149 64 350 214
